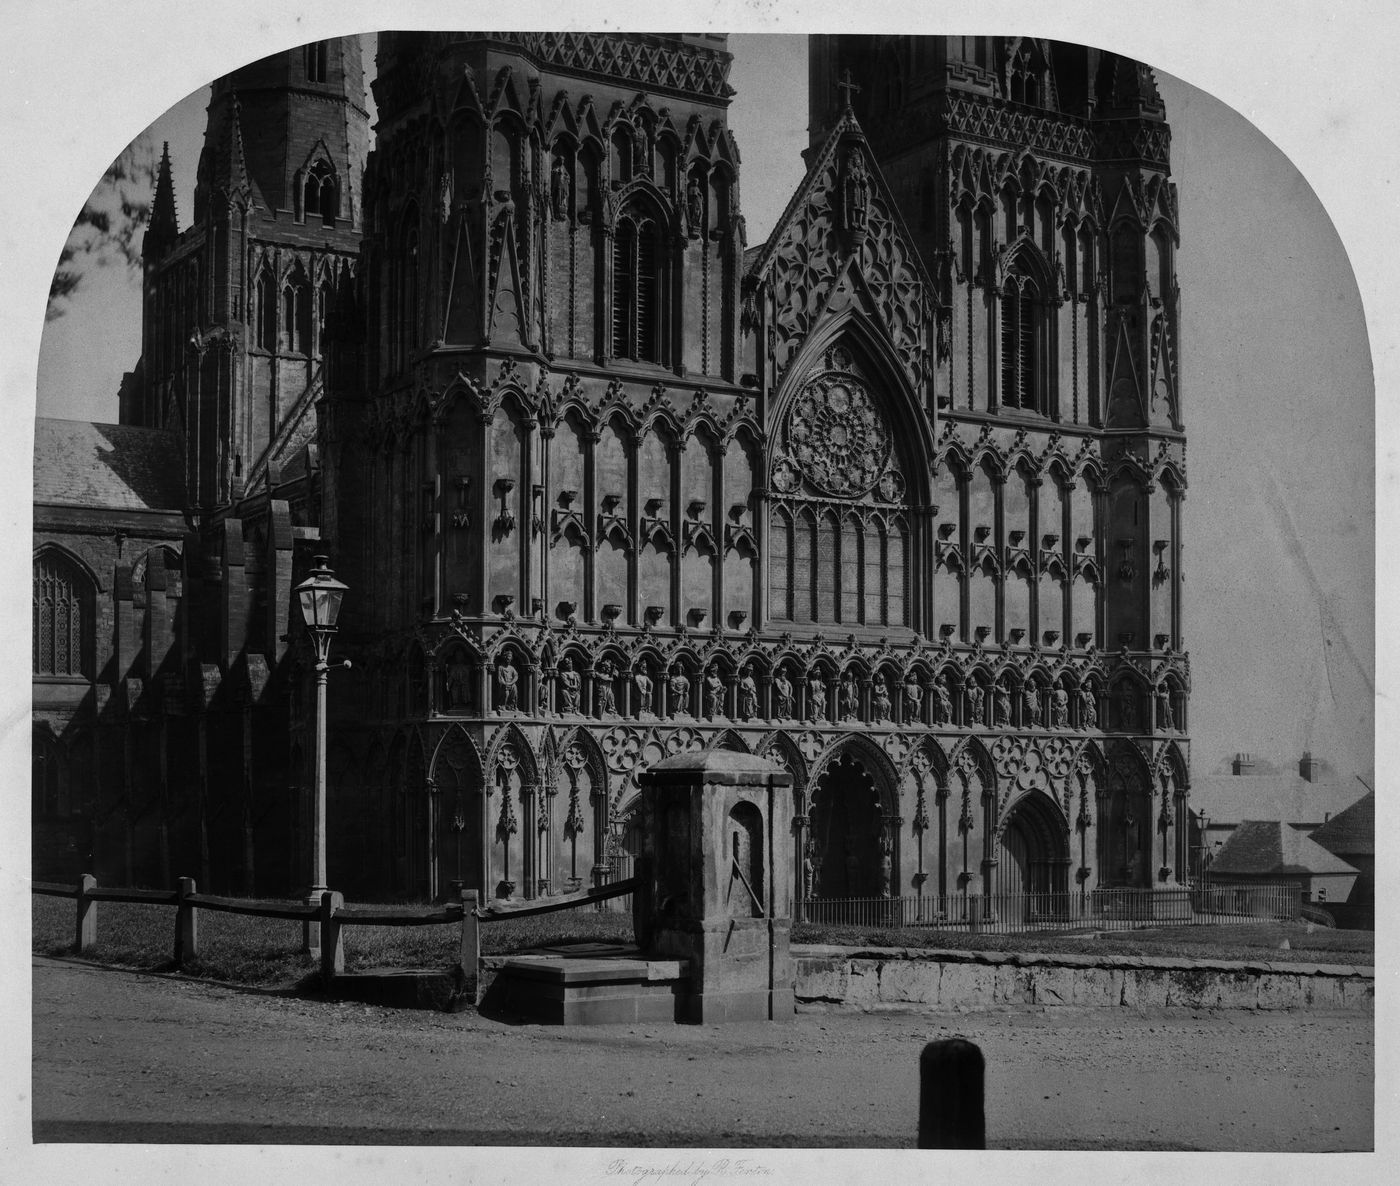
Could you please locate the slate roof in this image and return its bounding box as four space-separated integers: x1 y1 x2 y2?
1190 771 1363 827
34 418 186 512
1210 819 1358 877
1309 791 1374 857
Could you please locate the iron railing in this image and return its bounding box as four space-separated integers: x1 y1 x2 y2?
799 883 1302 934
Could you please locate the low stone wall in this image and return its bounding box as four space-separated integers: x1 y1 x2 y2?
794 945 1374 1012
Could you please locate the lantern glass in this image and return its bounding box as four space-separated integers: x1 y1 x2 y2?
294 557 348 631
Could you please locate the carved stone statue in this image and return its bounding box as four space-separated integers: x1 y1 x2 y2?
447 657 471 709
1079 685 1098 729
595 659 616 716
843 147 870 234
904 673 923 722
496 657 519 711
839 674 859 721
668 669 691 716
802 847 815 899
872 676 892 722
773 670 794 719
738 665 758 720
550 153 568 221
1051 686 1070 729
686 172 703 238
994 682 1012 727
807 673 828 722
557 658 581 715
1023 684 1041 727
1156 686 1174 729
633 666 654 715
704 668 725 718
1118 688 1137 729
933 675 953 725
967 681 986 727
878 833 893 898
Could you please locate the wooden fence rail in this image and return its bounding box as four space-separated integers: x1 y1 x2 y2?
33 874 634 1004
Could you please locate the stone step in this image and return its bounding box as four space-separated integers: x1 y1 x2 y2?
490 953 691 1025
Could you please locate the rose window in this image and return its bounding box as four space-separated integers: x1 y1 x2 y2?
784 373 892 498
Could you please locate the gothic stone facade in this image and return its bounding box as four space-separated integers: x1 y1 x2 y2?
36 34 1190 906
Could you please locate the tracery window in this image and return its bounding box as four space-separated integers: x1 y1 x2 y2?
304 161 338 226
768 352 911 629
33 549 93 678
255 267 276 350
283 274 312 354
611 208 662 363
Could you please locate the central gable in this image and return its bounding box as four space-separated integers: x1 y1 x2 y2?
747 109 935 396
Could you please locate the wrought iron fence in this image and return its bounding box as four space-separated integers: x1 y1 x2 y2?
799 883 1301 935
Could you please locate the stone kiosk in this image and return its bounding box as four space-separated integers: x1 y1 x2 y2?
636 751 795 1024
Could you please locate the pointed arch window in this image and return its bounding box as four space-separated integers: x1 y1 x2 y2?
611 208 662 364
283 275 312 354
255 268 276 350
1000 269 1048 414
33 550 94 678
304 161 338 227
306 42 328 84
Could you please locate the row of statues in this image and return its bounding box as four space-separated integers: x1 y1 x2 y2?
476 655 1177 729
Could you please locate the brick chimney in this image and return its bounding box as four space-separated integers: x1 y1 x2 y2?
1232 752 1255 776
1299 752 1321 782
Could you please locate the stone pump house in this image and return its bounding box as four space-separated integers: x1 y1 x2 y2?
38 34 1190 907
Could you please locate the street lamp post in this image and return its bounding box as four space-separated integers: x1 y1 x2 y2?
294 555 349 954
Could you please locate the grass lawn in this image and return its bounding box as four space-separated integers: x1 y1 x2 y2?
32 894 1372 991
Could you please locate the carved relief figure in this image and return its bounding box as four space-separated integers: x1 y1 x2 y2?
557 658 582 715
839 674 859 721
704 667 725 718
1118 686 1137 729
904 672 924 722
843 147 870 234
1023 683 1041 727
773 670 794 719
994 681 1012 727
802 845 815 899
496 657 519 711
934 676 953 725
738 665 758 720
967 680 986 727
877 831 893 898
686 172 703 238
595 659 617 716
1051 686 1070 729
1156 685 1175 730
872 676 892 722
1080 684 1098 729
668 668 692 716
550 152 568 221
633 665 655 716
807 673 828 722
447 656 471 709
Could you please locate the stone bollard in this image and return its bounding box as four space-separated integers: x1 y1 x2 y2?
319 891 345 981
173 877 199 968
460 889 481 1005
75 874 97 954
636 750 794 1024
918 1038 986 1149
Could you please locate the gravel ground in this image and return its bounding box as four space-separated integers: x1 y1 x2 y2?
30 955 1371 1154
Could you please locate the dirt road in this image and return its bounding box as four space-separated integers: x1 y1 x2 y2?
30 956 1371 1151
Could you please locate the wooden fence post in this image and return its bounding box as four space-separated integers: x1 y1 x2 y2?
460 889 480 1005
918 1038 985 1149
174 877 199 968
320 891 344 982
75 874 97 954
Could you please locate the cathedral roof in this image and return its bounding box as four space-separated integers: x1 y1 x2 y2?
1308 791 1374 857
33 418 186 512
1209 820 1358 878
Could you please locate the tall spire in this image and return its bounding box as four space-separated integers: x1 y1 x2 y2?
144 141 178 258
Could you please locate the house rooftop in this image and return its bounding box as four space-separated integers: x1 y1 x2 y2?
1210 819 1358 877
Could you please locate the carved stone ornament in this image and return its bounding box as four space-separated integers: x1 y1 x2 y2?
783 372 892 498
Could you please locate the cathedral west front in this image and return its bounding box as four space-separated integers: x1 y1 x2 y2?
34 33 1191 910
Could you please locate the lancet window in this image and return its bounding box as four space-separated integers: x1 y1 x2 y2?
611 206 662 364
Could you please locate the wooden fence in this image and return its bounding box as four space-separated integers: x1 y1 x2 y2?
34 873 637 1005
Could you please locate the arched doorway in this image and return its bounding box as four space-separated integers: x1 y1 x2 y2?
995 791 1070 919
809 752 887 900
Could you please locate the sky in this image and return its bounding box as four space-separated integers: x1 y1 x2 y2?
28 25 1376 788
